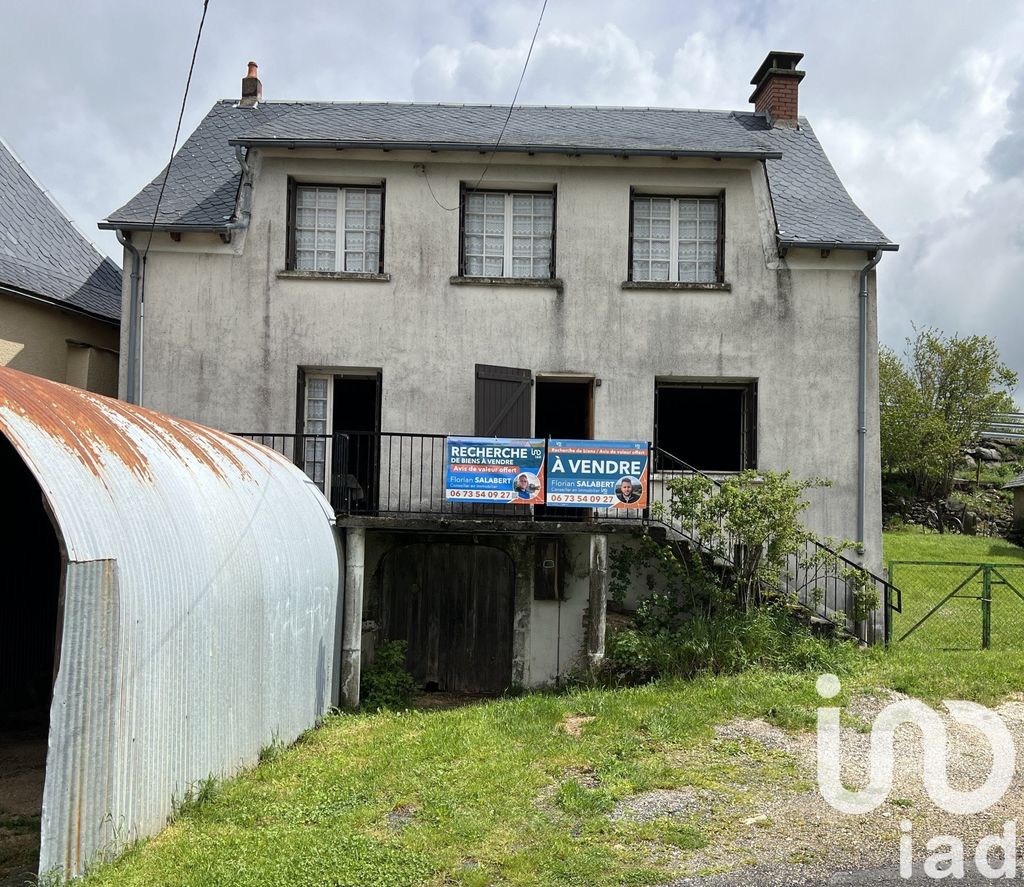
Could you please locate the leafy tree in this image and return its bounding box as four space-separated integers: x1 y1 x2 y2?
880 327 1018 498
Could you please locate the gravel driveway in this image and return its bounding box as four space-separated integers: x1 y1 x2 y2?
613 690 1024 885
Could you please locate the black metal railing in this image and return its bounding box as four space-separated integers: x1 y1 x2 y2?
236 430 897 643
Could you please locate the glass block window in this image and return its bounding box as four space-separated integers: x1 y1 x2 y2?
294 185 382 273
463 190 554 278
632 195 721 283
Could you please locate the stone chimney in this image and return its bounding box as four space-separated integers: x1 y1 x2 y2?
749 51 804 127
240 61 262 108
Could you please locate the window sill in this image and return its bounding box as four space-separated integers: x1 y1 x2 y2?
450 275 564 293
278 270 391 282
621 280 731 292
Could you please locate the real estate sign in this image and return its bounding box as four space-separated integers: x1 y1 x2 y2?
445 437 546 504
545 440 650 509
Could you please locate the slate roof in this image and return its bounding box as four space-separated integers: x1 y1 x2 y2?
0 139 121 322
102 100 895 250
1005 472 1024 491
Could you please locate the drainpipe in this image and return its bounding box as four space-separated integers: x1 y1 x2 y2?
218 146 254 241
857 249 882 553
116 230 141 404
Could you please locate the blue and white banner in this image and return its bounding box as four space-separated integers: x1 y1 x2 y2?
545 440 650 509
444 437 546 504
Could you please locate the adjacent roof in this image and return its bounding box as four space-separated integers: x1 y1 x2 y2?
0 138 121 322
1005 472 1024 490
102 100 895 251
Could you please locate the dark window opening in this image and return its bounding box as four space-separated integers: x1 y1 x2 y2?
655 382 757 472
534 378 592 440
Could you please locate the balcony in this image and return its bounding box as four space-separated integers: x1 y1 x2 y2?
234 430 654 531
234 430 895 645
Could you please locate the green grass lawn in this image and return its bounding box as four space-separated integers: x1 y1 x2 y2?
884 527 1024 650
80 647 1024 887
72 530 1024 887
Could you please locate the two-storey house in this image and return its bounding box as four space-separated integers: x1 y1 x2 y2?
101 52 897 701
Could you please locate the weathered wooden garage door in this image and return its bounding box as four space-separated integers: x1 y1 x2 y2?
379 542 515 694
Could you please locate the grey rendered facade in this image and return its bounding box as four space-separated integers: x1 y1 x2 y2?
102 53 896 690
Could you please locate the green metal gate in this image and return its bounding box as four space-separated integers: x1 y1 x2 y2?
888 561 1024 649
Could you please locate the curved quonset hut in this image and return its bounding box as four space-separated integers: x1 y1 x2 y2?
0 367 341 879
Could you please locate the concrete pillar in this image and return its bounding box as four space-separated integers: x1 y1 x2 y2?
587 534 608 669
340 527 365 707
509 537 533 688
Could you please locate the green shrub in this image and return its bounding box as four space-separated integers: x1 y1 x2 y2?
601 606 855 686
360 640 417 711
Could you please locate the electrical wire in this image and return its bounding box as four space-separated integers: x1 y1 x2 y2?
469 0 548 193
141 0 211 260
418 0 549 211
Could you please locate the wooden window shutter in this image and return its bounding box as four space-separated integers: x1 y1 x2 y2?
549 184 558 279
626 186 636 282
377 179 386 274
474 364 532 437
458 181 467 277
285 178 298 271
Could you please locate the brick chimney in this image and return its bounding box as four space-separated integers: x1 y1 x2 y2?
240 61 262 108
749 51 804 127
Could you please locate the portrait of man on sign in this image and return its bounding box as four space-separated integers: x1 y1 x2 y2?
514 473 538 499
616 476 642 504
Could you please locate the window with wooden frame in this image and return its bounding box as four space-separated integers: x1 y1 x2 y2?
459 186 556 279
628 191 724 283
286 181 385 273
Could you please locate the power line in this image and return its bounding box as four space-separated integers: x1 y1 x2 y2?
469 0 549 192
141 0 211 260
418 0 549 211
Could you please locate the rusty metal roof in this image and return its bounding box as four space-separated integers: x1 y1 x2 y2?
0 368 342 879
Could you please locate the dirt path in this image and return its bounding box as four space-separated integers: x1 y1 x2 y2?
0 726 47 887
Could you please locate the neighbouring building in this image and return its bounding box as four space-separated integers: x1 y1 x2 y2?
101 52 897 697
0 139 121 394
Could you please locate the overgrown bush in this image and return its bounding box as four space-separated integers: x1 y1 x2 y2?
360 640 417 711
601 606 856 685
601 467 873 686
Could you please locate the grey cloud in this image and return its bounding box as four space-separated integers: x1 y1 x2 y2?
987 69 1024 180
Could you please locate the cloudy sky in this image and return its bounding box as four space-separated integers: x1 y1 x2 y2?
3 0 1022 401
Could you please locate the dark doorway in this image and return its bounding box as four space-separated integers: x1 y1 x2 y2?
0 434 61 882
334 374 381 512
378 542 515 694
654 381 757 472
535 376 593 519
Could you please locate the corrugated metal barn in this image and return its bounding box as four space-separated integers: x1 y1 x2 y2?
0 367 342 880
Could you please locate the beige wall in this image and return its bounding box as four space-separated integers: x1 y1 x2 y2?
0 290 119 396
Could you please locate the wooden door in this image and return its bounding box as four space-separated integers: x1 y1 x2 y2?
379 542 515 694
